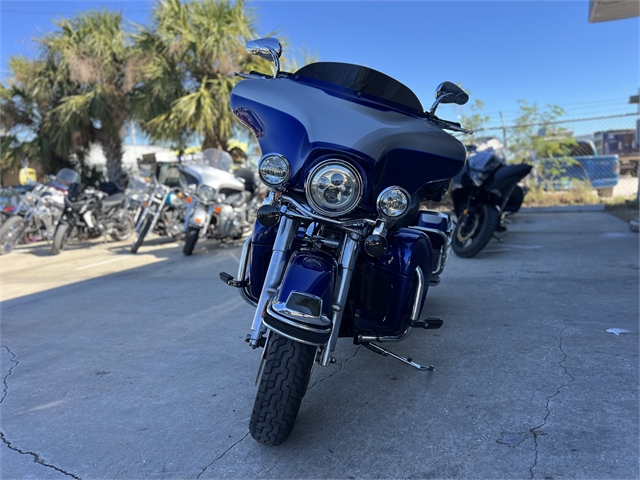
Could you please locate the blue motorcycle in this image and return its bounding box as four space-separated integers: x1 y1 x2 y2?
220 38 471 445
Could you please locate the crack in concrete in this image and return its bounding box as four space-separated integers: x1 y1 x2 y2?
528 327 575 479
196 432 250 479
308 346 362 391
0 346 82 480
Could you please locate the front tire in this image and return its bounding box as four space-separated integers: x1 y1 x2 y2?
0 216 25 255
51 223 70 255
249 332 316 446
111 210 135 241
131 216 153 254
182 226 199 256
452 204 500 258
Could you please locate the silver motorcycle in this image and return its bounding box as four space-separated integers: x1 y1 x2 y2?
130 176 187 254
180 158 260 255
0 169 77 254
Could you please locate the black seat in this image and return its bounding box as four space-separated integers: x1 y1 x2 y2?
101 192 126 209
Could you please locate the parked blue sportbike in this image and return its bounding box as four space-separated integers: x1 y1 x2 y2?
220 38 471 446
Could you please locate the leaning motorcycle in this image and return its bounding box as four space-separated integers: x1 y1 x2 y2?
0 169 75 254
219 38 470 446
130 177 187 254
450 146 532 258
180 153 260 256
51 183 135 255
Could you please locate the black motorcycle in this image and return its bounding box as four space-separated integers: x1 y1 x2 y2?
51 183 134 254
450 146 531 257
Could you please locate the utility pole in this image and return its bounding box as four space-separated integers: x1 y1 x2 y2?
499 112 508 157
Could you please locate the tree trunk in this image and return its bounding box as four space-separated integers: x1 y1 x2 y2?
101 135 124 186
202 131 224 151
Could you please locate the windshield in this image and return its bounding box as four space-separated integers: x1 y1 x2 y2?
294 62 424 116
468 149 504 173
55 168 81 186
201 148 233 172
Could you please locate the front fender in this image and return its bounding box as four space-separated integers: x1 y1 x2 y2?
189 207 209 229
264 249 338 346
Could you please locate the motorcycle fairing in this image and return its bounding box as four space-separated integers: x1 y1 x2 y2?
230 77 466 205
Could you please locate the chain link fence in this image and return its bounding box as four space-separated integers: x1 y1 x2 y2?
474 112 639 201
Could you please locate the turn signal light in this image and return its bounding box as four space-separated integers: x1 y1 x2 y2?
142 202 148 207
186 197 193 203
194 218 203 224
214 206 223 214
177 192 184 199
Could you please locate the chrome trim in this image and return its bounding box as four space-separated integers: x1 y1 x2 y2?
281 195 375 229
411 267 425 321
304 160 364 218
237 237 257 307
320 235 359 366
276 291 328 323
264 325 325 347
409 226 450 276
359 326 412 344
266 306 331 334
248 215 299 347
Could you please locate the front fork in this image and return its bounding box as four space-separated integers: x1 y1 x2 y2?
247 214 360 367
248 215 299 347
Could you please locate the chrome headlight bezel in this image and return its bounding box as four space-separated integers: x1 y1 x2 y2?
305 160 363 217
258 153 291 188
197 185 217 203
376 186 410 219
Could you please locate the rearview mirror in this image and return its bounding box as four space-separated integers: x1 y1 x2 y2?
246 38 282 60
428 81 469 117
434 81 469 106
246 38 282 79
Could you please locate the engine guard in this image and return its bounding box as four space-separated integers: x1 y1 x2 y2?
263 249 338 346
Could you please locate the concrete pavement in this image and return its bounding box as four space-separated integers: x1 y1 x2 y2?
1 212 638 479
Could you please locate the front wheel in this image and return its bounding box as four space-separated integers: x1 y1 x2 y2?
452 204 500 258
51 223 71 255
131 216 153 254
111 210 135 241
249 332 316 446
0 216 25 255
182 226 200 256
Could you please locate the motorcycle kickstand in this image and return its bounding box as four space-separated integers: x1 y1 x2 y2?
361 342 434 372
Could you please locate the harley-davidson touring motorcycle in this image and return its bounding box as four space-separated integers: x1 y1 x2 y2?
181 150 261 256
219 38 470 446
451 145 532 258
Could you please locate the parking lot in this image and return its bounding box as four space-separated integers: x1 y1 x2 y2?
1 211 638 479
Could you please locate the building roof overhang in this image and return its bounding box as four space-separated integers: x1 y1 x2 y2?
589 0 640 22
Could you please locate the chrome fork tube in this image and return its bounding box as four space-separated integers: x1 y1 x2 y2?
320 235 360 366
248 214 299 347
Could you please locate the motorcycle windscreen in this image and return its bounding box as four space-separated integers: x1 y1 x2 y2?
230 69 466 199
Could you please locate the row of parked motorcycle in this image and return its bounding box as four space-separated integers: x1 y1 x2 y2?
0 148 268 257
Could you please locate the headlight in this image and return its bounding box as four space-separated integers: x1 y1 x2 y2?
305 161 363 217
258 154 290 187
197 185 216 202
377 186 410 218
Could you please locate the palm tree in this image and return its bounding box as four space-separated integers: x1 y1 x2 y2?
41 10 136 183
0 56 82 177
133 0 271 151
